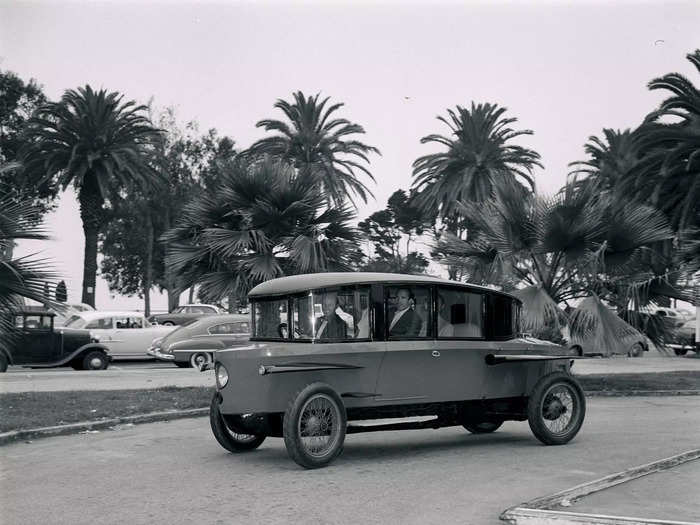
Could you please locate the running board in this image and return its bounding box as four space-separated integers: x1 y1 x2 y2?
347 416 445 434
485 354 576 365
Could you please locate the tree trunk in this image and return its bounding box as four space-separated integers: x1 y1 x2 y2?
143 207 154 317
78 179 103 308
163 207 180 312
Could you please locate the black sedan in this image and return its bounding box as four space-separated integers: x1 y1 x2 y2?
147 314 250 368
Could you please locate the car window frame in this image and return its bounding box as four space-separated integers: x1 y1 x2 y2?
435 285 486 341
384 284 434 341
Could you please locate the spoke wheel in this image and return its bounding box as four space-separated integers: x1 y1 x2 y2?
190 352 211 369
528 372 585 445
283 383 346 469
209 394 266 453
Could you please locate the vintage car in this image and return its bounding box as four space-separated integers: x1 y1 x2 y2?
64 311 177 359
669 318 698 355
148 304 221 326
0 308 110 372
206 273 586 469
148 314 250 368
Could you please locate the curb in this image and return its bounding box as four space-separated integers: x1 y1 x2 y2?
0 407 208 446
500 449 700 525
585 389 700 397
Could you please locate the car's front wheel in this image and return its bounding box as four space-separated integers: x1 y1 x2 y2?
82 350 109 371
463 421 503 434
674 348 688 356
627 342 645 358
209 394 266 452
283 382 347 469
527 372 585 445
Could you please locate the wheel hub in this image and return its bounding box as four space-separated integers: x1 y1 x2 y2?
543 396 566 420
306 415 321 434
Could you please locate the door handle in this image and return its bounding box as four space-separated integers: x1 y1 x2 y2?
431 350 440 357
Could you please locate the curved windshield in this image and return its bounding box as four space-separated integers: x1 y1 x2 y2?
64 315 87 328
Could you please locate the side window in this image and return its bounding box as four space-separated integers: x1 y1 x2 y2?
232 322 249 334
491 295 516 339
85 318 112 329
209 323 233 335
386 285 432 339
114 317 142 329
437 288 483 338
14 315 24 328
291 287 370 341
253 299 288 339
41 316 52 329
24 315 43 330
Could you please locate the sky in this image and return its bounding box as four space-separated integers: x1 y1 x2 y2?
2 0 699 311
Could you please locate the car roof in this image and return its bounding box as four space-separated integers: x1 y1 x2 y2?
248 272 519 301
178 304 218 308
73 311 147 320
191 314 249 326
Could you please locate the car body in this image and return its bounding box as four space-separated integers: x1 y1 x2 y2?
148 314 250 368
648 307 686 328
0 308 111 372
208 272 585 469
568 334 649 358
64 311 177 359
148 304 221 326
669 318 699 356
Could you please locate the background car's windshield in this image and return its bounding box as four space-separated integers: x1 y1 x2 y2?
64 315 86 328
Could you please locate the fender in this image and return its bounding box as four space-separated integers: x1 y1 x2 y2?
26 343 112 368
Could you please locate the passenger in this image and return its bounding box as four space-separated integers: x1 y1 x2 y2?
315 292 353 338
388 288 421 337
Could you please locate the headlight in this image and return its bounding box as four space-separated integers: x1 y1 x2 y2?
90 332 101 342
216 363 229 389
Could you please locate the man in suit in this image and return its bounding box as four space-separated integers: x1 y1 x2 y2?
315 292 353 339
388 288 422 337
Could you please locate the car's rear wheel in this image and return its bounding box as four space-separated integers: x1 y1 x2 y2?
190 352 212 369
528 372 585 446
82 350 109 371
209 394 265 452
627 342 644 358
674 348 688 356
283 383 347 469
174 361 190 368
0 353 8 373
462 421 503 434
162 321 175 326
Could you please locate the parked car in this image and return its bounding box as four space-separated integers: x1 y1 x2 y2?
148 314 250 368
669 319 699 356
64 311 177 359
648 307 686 328
206 272 585 469
568 334 649 358
52 302 95 327
0 308 110 372
148 304 221 326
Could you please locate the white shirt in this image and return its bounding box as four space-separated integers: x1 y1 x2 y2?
389 307 409 331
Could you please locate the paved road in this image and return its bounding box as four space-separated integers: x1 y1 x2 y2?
1 396 698 525
2 353 700 393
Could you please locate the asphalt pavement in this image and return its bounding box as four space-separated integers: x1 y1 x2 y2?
1 396 698 525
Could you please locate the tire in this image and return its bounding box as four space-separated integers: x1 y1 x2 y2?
0 353 8 373
627 343 644 358
209 394 265 452
162 321 175 326
527 372 585 446
283 382 347 469
174 361 190 368
569 345 583 357
463 421 503 434
674 348 688 356
82 350 109 370
190 352 212 369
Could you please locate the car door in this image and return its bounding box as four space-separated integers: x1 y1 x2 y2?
14 314 58 364
110 316 152 358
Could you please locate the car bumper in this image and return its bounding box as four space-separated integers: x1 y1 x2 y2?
667 342 697 351
147 348 175 361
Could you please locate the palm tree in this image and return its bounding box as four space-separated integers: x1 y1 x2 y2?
434 182 675 353
624 49 700 231
411 102 542 222
21 86 163 306
0 191 57 357
246 91 380 207
163 157 359 303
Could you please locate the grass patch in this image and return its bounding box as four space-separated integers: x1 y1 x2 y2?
0 386 213 433
1 372 699 434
